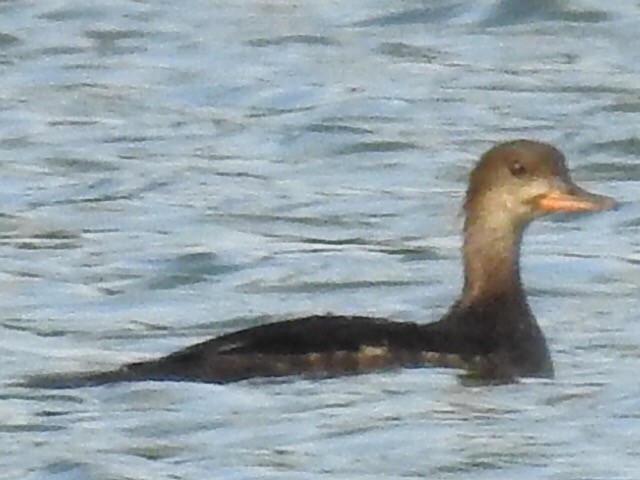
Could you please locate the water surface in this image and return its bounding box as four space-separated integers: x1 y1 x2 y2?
1 1 639 479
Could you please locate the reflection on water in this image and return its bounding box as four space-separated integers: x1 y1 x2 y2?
1 1 639 479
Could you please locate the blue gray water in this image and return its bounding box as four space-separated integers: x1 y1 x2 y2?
1 0 639 478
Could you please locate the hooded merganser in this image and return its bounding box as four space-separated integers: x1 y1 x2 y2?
26 140 615 387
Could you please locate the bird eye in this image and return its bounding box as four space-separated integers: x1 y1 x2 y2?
509 161 527 177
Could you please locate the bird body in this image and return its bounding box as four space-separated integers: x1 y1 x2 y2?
24 140 614 388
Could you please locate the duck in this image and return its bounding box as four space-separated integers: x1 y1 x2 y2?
26 139 615 388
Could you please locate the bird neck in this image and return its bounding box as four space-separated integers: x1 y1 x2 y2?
461 207 527 305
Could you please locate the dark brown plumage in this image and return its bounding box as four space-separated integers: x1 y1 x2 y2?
25 140 614 388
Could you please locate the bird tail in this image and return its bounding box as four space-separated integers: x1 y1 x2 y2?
19 363 160 389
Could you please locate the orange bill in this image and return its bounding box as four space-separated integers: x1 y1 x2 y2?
536 189 615 212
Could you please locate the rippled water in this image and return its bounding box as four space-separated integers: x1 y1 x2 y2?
1 1 640 478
